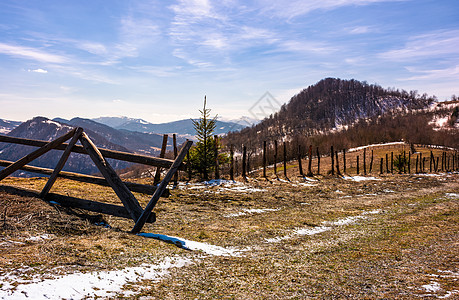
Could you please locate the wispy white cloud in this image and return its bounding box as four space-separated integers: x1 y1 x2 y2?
259 0 407 19
402 65 459 81
347 26 372 34
116 16 161 58
78 42 108 56
128 65 183 77
28 68 48 73
379 29 459 61
0 43 68 63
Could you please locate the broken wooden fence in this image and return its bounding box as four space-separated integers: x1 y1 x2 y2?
0 128 192 233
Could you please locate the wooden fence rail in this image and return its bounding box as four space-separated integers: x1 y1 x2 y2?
0 129 192 233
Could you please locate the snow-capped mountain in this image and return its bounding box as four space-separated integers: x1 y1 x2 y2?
0 119 21 134
93 117 247 137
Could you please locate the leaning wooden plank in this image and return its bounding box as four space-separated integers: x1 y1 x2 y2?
40 127 83 198
0 185 155 223
79 133 143 222
0 159 170 196
0 134 176 168
131 140 193 234
0 128 77 181
44 193 156 223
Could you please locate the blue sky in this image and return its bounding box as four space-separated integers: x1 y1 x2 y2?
0 0 458 123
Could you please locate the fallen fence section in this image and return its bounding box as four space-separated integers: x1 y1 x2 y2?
0 129 192 233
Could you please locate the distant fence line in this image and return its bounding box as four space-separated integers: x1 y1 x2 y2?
180 137 459 181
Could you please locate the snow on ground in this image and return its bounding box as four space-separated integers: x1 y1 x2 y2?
0 232 247 299
343 175 381 182
26 234 53 242
138 233 247 257
445 193 459 198
422 281 442 293
0 257 191 299
225 208 280 218
178 179 267 193
265 209 381 243
348 141 405 152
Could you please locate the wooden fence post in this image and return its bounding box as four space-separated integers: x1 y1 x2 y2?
330 145 334 175
369 150 374 173
242 146 247 180
274 140 278 178
283 142 287 178
380 157 383 174
363 148 367 175
335 151 341 176
263 141 267 178
298 144 304 177
214 135 219 179
307 145 313 176
441 152 445 171
173 134 178 185
430 151 433 173
154 134 168 185
230 144 234 181
316 147 320 175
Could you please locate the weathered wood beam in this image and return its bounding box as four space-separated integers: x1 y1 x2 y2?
0 134 176 168
0 129 77 181
40 127 83 198
0 185 155 223
79 132 144 222
0 159 169 196
132 140 193 234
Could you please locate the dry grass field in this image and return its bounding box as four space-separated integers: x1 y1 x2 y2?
0 144 458 299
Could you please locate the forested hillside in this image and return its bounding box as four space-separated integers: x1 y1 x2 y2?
226 78 458 151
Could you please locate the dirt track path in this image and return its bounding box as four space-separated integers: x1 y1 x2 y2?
1 173 458 299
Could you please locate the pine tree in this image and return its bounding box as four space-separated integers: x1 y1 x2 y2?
189 96 218 180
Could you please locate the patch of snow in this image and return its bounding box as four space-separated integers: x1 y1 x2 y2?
182 180 267 193
445 193 459 198
138 233 246 257
343 176 380 182
0 256 191 299
297 182 316 187
44 120 63 128
438 291 459 299
27 234 53 242
422 281 441 293
348 142 405 152
225 208 280 218
265 209 382 243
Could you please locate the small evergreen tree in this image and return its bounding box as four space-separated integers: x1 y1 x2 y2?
188 96 218 180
